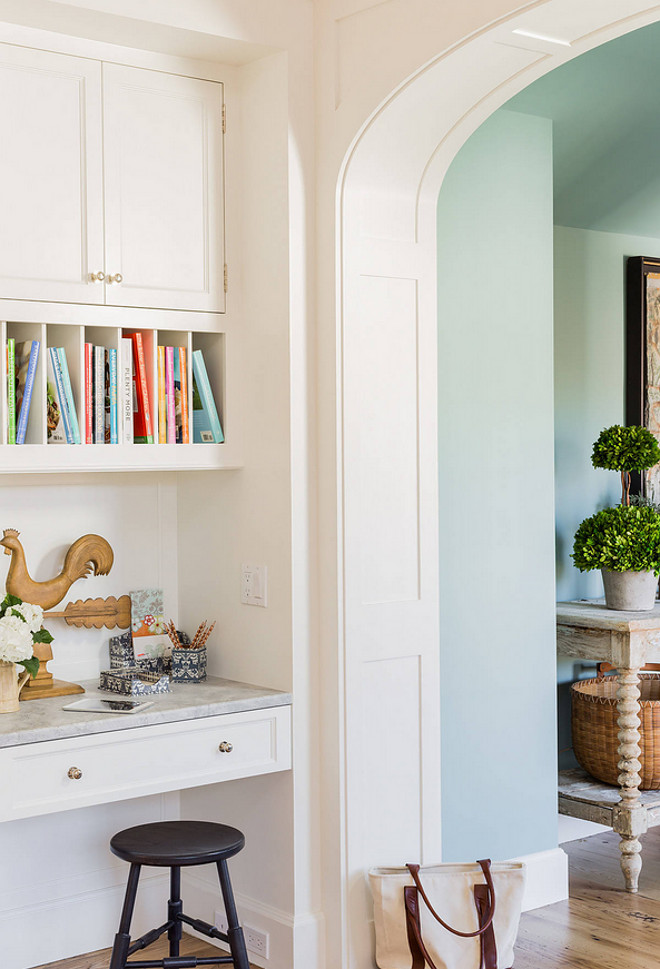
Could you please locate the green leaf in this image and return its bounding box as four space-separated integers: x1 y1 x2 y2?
17 656 40 678
0 593 21 617
32 628 54 644
9 608 26 622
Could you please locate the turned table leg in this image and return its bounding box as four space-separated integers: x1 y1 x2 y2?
613 667 647 893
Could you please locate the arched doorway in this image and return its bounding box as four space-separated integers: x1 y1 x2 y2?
331 3 660 966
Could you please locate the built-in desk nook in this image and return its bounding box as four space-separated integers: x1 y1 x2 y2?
0 679 292 823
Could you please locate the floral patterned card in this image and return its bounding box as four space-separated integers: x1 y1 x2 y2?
130 588 171 659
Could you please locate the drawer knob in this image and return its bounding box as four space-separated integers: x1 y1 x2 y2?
218 741 233 753
88 271 105 283
107 272 123 284
67 767 83 780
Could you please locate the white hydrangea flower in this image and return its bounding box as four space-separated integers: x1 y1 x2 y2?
0 614 34 663
12 601 44 634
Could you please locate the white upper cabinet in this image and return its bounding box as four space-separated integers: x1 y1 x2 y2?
0 46 104 303
102 65 225 312
0 48 225 313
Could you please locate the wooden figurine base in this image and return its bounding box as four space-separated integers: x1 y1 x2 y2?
20 678 85 701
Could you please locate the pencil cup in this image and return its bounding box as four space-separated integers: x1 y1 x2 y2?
171 647 207 683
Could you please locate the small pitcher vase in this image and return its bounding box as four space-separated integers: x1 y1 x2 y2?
0 660 29 714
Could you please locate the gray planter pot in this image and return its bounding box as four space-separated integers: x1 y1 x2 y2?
601 569 659 611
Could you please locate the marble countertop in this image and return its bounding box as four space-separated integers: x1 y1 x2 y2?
0 676 292 748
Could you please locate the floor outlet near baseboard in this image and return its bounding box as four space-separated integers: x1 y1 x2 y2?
215 911 269 959
244 925 269 958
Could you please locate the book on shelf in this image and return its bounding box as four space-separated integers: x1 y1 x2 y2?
120 338 133 445
84 342 93 444
130 332 154 443
157 345 166 444
15 340 40 445
192 349 224 444
46 351 67 444
178 346 189 444
109 347 118 444
93 345 105 444
56 347 80 444
7 337 15 445
165 345 176 444
48 348 73 444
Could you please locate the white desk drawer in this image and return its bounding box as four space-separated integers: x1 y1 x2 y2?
0 705 291 821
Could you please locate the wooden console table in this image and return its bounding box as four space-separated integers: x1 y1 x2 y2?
557 601 660 892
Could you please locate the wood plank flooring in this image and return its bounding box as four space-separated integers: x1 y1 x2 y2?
31 934 255 969
33 828 660 969
515 827 660 969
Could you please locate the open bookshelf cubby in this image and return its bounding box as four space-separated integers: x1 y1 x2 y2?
0 321 237 473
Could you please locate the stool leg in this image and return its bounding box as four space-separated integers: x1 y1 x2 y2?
216 860 250 969
168 865 183 957
109 863 142 969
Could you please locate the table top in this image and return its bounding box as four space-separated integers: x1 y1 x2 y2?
557 600 660 632
0 676 292 748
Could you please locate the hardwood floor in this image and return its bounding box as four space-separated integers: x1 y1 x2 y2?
515 827 660 969
33 829 660 969
31 934 255 969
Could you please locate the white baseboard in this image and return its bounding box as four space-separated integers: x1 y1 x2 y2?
0 869 169 969
506 847 568 911
182 869 325 969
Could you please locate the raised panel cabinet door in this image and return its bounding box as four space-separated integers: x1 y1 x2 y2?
102 64 225 312
0 46 104 303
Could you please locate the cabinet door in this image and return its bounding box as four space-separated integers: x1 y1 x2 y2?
0 46 105 303
103 64 225 312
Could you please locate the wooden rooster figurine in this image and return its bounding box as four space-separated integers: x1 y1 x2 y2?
0 529 114 609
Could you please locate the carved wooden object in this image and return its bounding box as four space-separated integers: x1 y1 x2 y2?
44 595 131 629
556 601 660 892
0 529 116 700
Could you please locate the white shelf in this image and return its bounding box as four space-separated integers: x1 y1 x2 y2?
0 443 241 474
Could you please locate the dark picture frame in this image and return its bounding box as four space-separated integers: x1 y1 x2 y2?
626 255 660 496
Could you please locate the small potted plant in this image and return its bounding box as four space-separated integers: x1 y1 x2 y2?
572 425 660 610
0 593 52 712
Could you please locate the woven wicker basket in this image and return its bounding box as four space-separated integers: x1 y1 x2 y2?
572 674 660 790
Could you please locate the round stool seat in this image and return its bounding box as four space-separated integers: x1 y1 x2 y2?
110 820 245 867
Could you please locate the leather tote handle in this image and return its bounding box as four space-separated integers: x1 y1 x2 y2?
404 883 499 969
406 860 496 938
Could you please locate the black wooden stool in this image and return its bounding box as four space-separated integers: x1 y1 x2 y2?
109 820 250 969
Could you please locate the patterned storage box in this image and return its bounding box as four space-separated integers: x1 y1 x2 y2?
108 631 189 675
171 647 207 683
99 666 171 696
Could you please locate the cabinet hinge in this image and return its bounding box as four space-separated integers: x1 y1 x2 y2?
224 264 228 293
222 104 226 134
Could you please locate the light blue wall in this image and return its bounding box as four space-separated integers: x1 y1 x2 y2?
554 226 660 686
436 110 558 861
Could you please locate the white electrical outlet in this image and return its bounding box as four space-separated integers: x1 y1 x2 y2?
244 924 269 958
241 563 267 606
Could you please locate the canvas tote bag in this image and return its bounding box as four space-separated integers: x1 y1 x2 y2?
369 859 526 969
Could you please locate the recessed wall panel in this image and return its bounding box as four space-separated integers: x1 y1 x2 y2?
355 275 420 604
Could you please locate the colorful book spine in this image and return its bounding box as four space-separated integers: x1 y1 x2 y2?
16 340 40 445
84 343 93 444
46 352 67 444
57 347 80 444
179 346 189 444
131 332 153 444
157 345 166 444
192 349 224 444
165 346 176 444
93 345 105 444
109 348 118 444
49 348 73 444
120 338 133 445
7 337 15 445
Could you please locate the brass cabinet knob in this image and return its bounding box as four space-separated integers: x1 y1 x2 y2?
106 272 123 284
67 767 83 780
218 741 233 753
88 271 105 282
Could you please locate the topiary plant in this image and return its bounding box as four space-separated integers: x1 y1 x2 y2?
591 424 660 505
572 504 660 574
